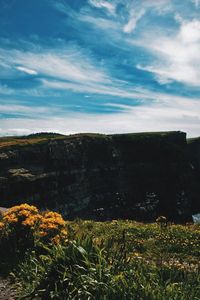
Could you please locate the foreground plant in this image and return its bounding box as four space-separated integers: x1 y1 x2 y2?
39 211 67 244
0 204 200 299
16 235 200 300
0 204 67 273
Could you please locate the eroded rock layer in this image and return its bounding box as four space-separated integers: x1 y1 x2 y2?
0 131 199 222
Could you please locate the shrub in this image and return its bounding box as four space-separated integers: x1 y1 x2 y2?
0 204 67 273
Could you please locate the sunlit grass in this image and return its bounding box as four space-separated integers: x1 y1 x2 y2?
0 205 200 299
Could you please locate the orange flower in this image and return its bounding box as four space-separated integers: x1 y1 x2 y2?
3 204 40 228
38 211 67 243
22 214 42 228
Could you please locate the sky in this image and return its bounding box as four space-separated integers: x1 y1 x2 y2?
0 0 200 137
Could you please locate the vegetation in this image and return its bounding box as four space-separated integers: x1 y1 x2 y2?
0 132 109 149
0 133 67 149
0 131 185 149
0 204 200 299
111 130 184 139
187 136 200 144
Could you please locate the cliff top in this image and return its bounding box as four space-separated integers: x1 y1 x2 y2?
0 131 188 149
187 136 200 144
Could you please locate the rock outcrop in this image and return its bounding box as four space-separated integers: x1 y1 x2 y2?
0 131 199 222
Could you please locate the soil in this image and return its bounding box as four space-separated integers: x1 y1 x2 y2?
0 277 18 300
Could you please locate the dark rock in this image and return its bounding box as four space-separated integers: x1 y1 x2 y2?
0 131 199 222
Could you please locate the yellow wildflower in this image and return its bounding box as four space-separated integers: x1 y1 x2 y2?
38 210 67 243
22 214 42 228
61 229 67 236
51 235 61 244
3 204 40 228
0 222 4 229
39 230 48 237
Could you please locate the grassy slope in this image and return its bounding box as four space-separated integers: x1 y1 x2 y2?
16 220 200 299
70 220 200 265
0 201 199 299
0 132 109 149
0 131 187 149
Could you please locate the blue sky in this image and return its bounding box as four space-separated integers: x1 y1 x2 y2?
0 0 200 137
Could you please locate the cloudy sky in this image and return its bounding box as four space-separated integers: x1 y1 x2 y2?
0 0 200 137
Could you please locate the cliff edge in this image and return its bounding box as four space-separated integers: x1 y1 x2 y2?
0 131 199 222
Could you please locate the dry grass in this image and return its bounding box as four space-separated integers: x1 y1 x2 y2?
0 136 66 149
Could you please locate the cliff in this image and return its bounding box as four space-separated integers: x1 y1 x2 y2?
0 131 199 222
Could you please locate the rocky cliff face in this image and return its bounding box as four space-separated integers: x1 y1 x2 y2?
0 131 199 222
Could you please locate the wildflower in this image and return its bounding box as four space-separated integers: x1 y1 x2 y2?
39 230 48 237
3 204 39 228
22 214 42 228
51 235 61 244
38 211 67 243
0 222 4 229
61 229 67 236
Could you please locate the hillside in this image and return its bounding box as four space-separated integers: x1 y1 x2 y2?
0 204 199 299
0 131 200 222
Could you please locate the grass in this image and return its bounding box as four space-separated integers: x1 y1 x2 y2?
15 220 200 299
0 132 109 149
1 217 199 299
0 131 187 149
0 205 200 299
0 133 66 149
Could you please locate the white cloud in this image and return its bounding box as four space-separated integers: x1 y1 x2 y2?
2 44 174 101
0 90 200 137
88 0 116 15
79 14 119 30
0 45 124 99
0 95 199 137
134 19 200 86
123 0 171 33
179 19 200 43
15 66 38 75
123 8 145 33
19 52 109 84
41 78 149 100
0 103 60 116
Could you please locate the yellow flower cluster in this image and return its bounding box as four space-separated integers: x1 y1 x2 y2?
39 211 67 243
0 204 68 244
3 203 39 229
22 214 42 228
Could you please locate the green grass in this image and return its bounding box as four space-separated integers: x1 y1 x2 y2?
0 133 66 148
9 220 200 300
0 131 188 149
0 132 109 149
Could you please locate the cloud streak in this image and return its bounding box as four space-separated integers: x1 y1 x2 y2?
15 66 38 75
1 94 199 137
135 18 200 87
88 0 116 15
